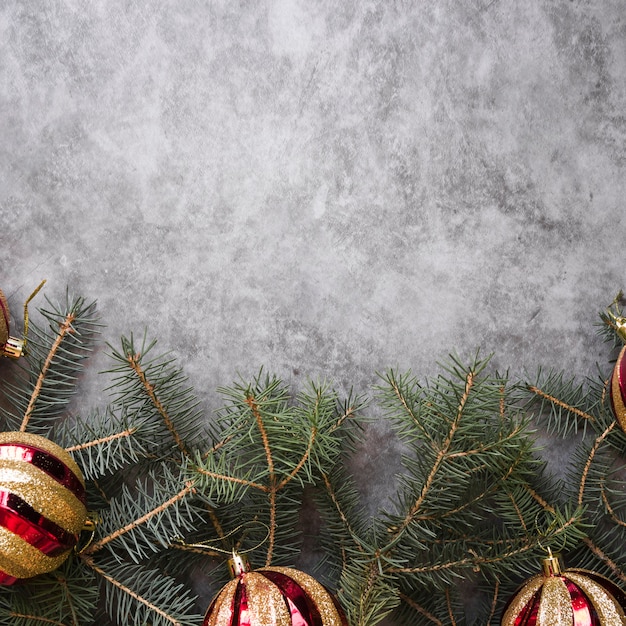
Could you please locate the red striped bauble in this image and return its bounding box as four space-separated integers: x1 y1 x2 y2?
610 345 626 433
501 553 626 625
204 553 348 626
0 431 87 584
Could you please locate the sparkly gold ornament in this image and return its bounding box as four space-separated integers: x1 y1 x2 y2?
0 281 45 359
500 552 626 625
203 551 348 626
0 431 88 584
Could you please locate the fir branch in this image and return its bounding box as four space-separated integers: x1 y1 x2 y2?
577 421 616 508
487 579 500 625
65 426 138 453
385 369 433 445
519 368 602 437
330 403 358 433
397 593 443 625
84 481 197 556
524 484 555 513
388 542 538 575
276 426 317 491
444 588 456 626
91 563 177 626
201 433 236 459
338 554 399 626
6 559 99 626
20 311 76 431
125 351 189 456
53 408 150 481
244 391 278 565
526 384 595 423
193 464 268 492
581 536 626 583
322 472 365 552
81 558 200 626
386 368 475 548
104 333 207 457
206 505 227 543
245 393 274 474
3 615 65 626
601 479 626 529
0 293 100 434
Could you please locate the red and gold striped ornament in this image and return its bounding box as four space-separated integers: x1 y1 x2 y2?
501 552 626 625
0 431 88 584
610 343 626 432
204 552 348 626
607 307 626 432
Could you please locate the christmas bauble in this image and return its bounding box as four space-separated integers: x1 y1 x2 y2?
501 553 626 625
204 553 348 626
610 344 626 432
0 431 88 584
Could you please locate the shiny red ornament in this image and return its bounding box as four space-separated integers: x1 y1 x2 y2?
0 431 88 584
610 344 626 433
204 553 348 626
501 553 626 625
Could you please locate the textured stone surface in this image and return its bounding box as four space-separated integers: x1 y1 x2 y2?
0 1 625 621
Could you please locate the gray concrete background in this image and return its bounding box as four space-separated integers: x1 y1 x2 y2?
0 0 625 618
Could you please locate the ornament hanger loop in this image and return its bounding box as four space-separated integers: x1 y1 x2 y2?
21 279 46 354
171 520 270 556
534 511 568 556
75 511 101 555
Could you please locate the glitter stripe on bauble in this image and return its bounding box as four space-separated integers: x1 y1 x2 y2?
0 432 87 584
204 552 348 626
500 553 626 626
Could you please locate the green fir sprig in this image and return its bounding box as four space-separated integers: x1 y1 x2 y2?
2 286 626 626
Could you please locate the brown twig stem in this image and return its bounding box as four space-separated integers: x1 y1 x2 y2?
582 537 626 583
398 593 443 625
526 385 595 422
81 556 184 626
83 482 196 554
245 394 277 565
20 313 76 431
127 352 189 455
389 370 475 544
65 427 137 452
578 422 615 507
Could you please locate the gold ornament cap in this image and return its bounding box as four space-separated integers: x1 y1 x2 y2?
2 337 24 359
606 295 626 342
227 551 251 578
542 551 564 577
614 317 626 343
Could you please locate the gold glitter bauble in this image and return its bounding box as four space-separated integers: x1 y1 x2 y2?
204 553 348 626
0 431 87 584
501 553 626 625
